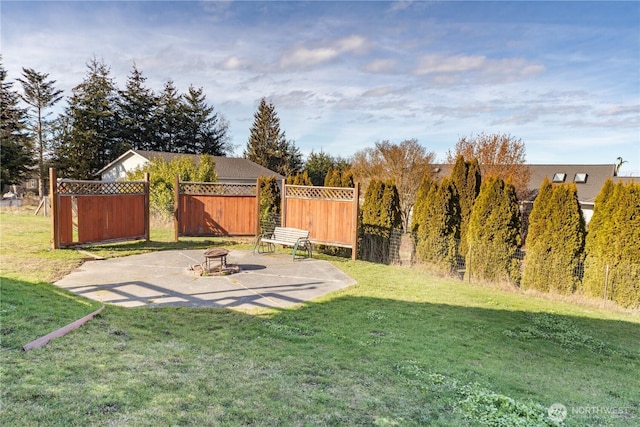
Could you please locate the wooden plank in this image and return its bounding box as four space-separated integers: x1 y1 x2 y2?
23 306 105 351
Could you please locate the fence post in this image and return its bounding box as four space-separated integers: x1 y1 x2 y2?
280 179 287 228
352 182 360 261
173 175 180 242
255 181 261 236
144 172 150 242
49 168 59 249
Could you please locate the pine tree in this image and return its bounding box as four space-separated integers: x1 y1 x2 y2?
52 58 120 179
466 177 522 284
244 98 301 176
118 64 157 152
522 181 585 294
18 67 63 197
304 150 336 186
155 80 184 152
181 85 231 155
450 155 481 255
0 61 33 189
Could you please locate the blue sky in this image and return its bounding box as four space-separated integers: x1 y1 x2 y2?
2 1 639 174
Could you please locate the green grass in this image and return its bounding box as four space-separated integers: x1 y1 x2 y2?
1 212 639 426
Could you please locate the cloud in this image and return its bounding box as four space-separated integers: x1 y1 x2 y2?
279 35 367 69
363 59 398 74
413 54 545 84
218 56 247 71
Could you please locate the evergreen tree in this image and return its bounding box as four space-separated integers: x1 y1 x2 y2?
583 181 640 308
324 168 341 187
411 172 434 234
466 177 522 284
258 176 281 233
18 67 63 197
244 98 301 176
340 169 354 188
0 61 33 189
117 64 157 152
155 80 184 152
181 85 231 155
522 181 585 294
286 171 312 185
304 150 336 186
415 177 459 271
450 155 481 255
53 58 120 178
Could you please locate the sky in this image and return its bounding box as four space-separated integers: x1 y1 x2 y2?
2 0 639 175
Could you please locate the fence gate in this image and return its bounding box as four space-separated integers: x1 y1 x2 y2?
50 169 150 249
174 178 259 240
282 183 360 260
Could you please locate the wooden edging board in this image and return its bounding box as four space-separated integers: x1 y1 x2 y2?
22 305 105 351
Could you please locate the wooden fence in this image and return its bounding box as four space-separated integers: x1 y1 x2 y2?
282 183 360 260
50 169 149 249
174 178 259 240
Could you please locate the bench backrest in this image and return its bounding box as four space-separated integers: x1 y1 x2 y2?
272 227 309 243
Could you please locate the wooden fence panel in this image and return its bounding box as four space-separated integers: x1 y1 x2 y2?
178 194 256 236
282 184 360 259
58 195 74 246
50 169 149 248
77 194 146 243
176 181 258 239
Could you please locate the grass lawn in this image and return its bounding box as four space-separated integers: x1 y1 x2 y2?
1 211 638 426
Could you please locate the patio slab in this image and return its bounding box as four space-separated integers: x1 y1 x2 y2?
54 249 356 309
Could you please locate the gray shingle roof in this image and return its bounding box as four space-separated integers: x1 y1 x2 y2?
132 150 285 181
433 163 621 203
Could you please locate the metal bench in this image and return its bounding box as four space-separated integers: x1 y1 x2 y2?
253 227 312 260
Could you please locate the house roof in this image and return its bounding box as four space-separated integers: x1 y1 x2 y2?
98 149 285 181
432 163 622 204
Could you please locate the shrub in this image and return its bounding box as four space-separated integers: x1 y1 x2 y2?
258 176 281 233
127 154 217 218
582 180 640 308
359 179 401 263
450 155 481 256
466 177 522 285
414 177 460 272
522 179 586 294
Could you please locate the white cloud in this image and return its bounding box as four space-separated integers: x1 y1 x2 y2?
279 35 367 69
363 59 398 74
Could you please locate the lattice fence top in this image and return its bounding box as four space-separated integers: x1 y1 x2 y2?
285 185 355 201
57 180 146 195
180 182 256 196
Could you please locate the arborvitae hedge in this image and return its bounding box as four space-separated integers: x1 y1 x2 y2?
258 176 281 233
411 172 434 234
466 177 522 284
450 155 481 255
359 179 402 263
414 177 460 271
522 179 585 294
582 180 640 308
286 170 312 185
324 168 354 188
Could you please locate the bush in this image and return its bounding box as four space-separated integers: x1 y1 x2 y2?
359 179 401 263
466 177 522 285
127 154 217 218
582 180 640 308
522 178 586 294
414 177 460 272
258 176 281 233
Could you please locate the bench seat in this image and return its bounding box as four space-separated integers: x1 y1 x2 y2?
254 227 312 260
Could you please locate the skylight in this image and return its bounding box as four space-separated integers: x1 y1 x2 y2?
552 173 566 183
574 173 588 183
